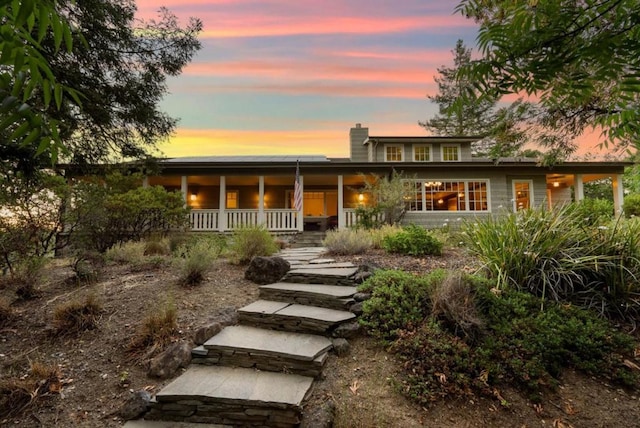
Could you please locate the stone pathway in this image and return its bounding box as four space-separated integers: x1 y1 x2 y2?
125 247 359 428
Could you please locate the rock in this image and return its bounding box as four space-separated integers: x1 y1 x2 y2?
353 270 372 284
211 306 238 327
301 398 335 428
353 292 371 302
117 389 151 420
193 321 222 345
350 302 364 316
332 321 362 339
244 256 290 285
148 341 192 379
332 338 350 357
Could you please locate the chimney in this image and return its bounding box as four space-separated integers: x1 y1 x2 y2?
349 123 369 161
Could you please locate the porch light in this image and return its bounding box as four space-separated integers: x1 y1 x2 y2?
553 181 560 188
358 193 364 202
437 198 444 205
190 192 197 201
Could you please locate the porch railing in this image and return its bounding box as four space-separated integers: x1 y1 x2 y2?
190 209 299 232
265 209 299 231
190 209 219 231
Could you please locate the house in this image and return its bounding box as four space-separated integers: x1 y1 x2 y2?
145 124 628 232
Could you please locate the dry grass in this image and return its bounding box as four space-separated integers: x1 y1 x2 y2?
0 362 62 419
127 300 178 356
144 237 170 256
52 295 103 336
0 298 13 327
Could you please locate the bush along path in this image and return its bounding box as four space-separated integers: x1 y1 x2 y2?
125 247 362 428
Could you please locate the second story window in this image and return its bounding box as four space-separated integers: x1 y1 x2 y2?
413 145 432 162
441 144 461 162
385 144 403 162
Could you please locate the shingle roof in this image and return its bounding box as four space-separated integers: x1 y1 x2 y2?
163 155 329 163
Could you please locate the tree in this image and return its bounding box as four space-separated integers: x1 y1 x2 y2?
356 171 411 227
455 1 640 156
1 0 202 176
421 40 536 158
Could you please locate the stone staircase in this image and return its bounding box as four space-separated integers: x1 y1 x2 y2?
127 247 359 428
289 231 325 248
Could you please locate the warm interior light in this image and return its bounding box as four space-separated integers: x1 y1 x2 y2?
553 181 560 188
358 193 364 202
437 198 444 204
190 192 197 201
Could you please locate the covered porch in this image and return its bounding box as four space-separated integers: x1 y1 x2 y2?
545 172 625 215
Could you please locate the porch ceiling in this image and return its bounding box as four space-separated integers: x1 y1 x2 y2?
546 173 616 187
148 174 367 187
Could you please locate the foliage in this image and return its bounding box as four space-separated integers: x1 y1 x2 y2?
71 251 104 283
69 173 189 253
128 299 178 355
381 224 443 256
52 295 103 336
353 205 383 229
623 194 640 217
11 256 47 300
0 0 77 173
455 1 640 156
228 225 278 265
144 236 170 256
461 205 640 322
567 198 614 227
394 288 638 405
0 361 62 419
0 298 13 328
105 241 146 265
176 239 222 286
358 269 446 343
323 228 373 255
368 224 404 249
357 171 411 226
420 39 535 158
0 174 69 273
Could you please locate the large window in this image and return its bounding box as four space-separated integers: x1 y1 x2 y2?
385 144 404 162
405 179 489 212
513 180 533 211
413 144 432 162
226 190 238 209
441 144 461 161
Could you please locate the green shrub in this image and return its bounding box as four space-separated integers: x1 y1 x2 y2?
368 224 403 249
105 241 146 264
623 193 640 217
52 295 103 336
177 239 222 286
359 269 445 342
12 256 47 299
381 224 443 256
568 198 614 226
323 228 373 255
354 205 384 229
144 236 170 256
71 252 104 283
228 225 278 265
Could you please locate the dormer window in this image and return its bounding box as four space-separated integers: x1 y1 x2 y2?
441 144 461 162
384 144 404 162
413 144 432 162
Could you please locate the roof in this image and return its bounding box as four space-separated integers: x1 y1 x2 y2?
364 136 483 145
163 155 329 163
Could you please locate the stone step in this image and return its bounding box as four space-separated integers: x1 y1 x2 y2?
147 365 313 427
259 282 357 310
191 325 332 377
124 421 230 428
283 266 359 286
237 300 356 334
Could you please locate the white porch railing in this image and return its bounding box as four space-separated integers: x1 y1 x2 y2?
190 209 299 232
344 208 358 228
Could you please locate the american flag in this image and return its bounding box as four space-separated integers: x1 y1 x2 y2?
294 160 302 212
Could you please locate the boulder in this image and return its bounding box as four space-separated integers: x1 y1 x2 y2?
193 321 222 345
332 338 351 357
353 292 371 302
332 321 362 339
148 341 192 379
117 390 151 420
350 302 364 316
301 399 335 428
244 256 290 285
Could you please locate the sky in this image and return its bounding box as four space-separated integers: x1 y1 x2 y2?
135 0 605 159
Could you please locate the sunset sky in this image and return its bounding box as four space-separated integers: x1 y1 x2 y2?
135 0 606 159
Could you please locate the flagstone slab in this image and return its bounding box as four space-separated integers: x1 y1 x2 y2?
259 283 356 310
292 262 356 269
240 300 290 314
308 258 336 264
203 325 332 361
124 421 229 428
260 283 357 298
277 304 355 323
288 267 358 277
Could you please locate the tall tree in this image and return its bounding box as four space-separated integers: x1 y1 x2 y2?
1 0 202 176
454 0 640 156
421 40 535 158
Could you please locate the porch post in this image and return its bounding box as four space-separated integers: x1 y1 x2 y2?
297 175 304 232
337 175 344 229
574 174 584 202
219 176 227 231
180 176 188 206
613 174 624 217
258 175 265 226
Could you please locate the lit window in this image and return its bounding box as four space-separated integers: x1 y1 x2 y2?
226 191 238 209
403 179 489 212
513 181 533 211
441 145 460 161
413 145 432 162
385 145 403 162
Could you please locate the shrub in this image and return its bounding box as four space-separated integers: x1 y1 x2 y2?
128 300 178 355
228 225 278 265
0 361 62 419
0 298 13 327
323 228 373 255
52 295 103 335
381 224 443 256
623 193 640 217
359 269 445 342
568 198 614 226
143 236 170 256
368 224 403 249
354 205 384 229
12 256 47 299
105 241 146 264
177 239 221 286
71 252 104 283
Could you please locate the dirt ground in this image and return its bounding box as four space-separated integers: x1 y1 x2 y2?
1 248 639 428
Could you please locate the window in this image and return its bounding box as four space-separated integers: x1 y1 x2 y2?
513 180 533 211
404 179 489 212
441 144 461 162
413 145 432 162
226 191 238 209
384 144 404 162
